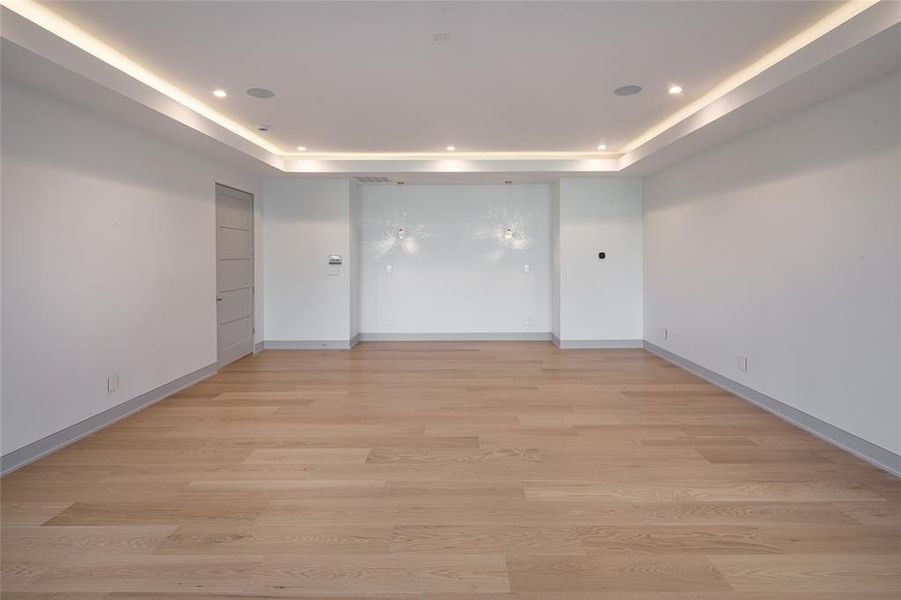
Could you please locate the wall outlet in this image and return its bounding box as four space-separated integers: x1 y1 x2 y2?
737 355 748 372
107 374 119 393
523 264 531 273
385 315 393 326
663 328 668 340
386 264 393 274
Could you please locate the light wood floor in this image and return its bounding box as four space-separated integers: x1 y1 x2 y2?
1 342 899 599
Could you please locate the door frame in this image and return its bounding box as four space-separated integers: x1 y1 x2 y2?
215 182 255 369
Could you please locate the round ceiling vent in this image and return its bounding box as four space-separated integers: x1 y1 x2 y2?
247 88 275 99
614 85 643 96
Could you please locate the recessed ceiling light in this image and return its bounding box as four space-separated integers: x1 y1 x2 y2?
614 85 642 96
446 145 456 151
597 144 608 151
296 146 307 151
668 85 684 95
212 89 227 98
247 87 275 99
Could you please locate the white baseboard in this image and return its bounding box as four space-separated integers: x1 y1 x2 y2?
263 334 638 346
643 341 901 478
357 332 552 342
1 363 217 476
263 340 353 350
555 339 644 349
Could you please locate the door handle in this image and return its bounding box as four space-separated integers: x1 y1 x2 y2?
216 297 223 302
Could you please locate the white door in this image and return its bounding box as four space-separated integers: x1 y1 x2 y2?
215 184 254 367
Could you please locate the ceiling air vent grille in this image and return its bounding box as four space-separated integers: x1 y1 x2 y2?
355 176 393 183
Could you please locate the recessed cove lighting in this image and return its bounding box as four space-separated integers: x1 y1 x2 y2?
247 88 275 99
614 85 642 96
668 85 684 95
446 145 456 152
212 89 227 98
296 146 307 152
597 144 608 151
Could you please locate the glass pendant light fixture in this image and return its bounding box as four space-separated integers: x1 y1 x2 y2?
396 181 407 239
504 179 514 240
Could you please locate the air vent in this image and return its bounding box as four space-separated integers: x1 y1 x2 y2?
355 176 393 183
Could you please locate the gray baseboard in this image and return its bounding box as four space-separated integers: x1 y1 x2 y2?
357 332 552 342
263 340 353 350
0 362 217 477
551 334 561 348
253 341 264 353
556 339 644 349
350 333 360 348
643 341 901 478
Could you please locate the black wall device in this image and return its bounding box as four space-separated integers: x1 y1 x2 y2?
598 252 606 260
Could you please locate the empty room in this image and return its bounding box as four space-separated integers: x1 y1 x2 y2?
1 0 899 597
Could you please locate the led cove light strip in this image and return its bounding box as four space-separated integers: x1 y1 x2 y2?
621 0 881 153
1 0 282 155
280 151 618 160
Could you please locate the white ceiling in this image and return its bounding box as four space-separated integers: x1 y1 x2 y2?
46 0 840 155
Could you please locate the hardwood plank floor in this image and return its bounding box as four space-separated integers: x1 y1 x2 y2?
1 342 899 598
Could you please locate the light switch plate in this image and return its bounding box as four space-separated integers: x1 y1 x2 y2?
737 355 748 372
107 374 119 393
386 264 393 274
523 264 531 273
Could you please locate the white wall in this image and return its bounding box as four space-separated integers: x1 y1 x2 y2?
262 178 352 342
360 184 552 335
1 79 261 455
557 178 643 342
644 71 900 454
